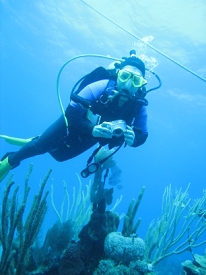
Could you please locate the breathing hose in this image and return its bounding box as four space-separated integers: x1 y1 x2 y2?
56 54 123 128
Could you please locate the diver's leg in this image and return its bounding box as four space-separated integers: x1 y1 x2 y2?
0 157 13 182
49 134 97 161
7 115 67 166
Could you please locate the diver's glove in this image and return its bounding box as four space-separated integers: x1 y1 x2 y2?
124 125 135 146
92 122 113 138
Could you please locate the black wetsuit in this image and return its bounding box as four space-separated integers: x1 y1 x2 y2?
8 80 148 166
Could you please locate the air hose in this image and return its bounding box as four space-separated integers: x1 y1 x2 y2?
56 54 123 128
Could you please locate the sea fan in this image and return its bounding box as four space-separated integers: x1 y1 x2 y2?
108 164 122 188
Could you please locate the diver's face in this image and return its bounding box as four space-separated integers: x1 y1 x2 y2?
117 65 143 104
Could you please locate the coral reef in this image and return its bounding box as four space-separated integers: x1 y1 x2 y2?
0 164 51 275
29 148 123 275
154 257 183 275
182 252 206 275
3 152 205 275
78 198 120 273
34 219 74 273
104 232 145 264
122 186 145 237
76 148 121 274
144 184 206 265
58 243 84 275
51 173 92 240
42 220 73 255
94 259 154 275
107 163 123 189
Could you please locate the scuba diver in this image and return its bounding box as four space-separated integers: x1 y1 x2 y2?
0 50 160 182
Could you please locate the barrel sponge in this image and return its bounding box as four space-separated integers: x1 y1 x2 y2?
104 232 145 265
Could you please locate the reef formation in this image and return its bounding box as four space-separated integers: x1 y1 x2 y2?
0 152 206 275
182 252 206 275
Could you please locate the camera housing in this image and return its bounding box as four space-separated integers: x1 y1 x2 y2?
109 120 127 137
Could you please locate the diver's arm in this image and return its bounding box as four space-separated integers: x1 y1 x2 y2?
131 105 148 147
65 105 94 135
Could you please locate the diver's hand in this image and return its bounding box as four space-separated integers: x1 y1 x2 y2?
92 122 112 138
124 125 135 146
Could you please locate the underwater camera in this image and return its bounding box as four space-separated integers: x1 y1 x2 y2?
109 120 126 137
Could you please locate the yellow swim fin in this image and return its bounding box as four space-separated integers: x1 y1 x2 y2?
0 157 13 182
0 135 34 146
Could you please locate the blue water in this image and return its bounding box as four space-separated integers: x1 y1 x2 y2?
1 0 206 273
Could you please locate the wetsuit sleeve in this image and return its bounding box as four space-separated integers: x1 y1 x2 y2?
66 80 109 135
132 105 148 147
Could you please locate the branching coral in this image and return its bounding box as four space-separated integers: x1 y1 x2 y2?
0 164 51 275
90 146 122 211
144 183 206 265
50 173 92 240
122 186 146 237
77 147 122 273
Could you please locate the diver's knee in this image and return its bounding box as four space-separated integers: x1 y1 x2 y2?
50 154 67 162
55 158 65 162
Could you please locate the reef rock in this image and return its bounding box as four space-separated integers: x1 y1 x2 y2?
194 253 206 268
182 253 206 275
104 232 145 265
58 243 84 275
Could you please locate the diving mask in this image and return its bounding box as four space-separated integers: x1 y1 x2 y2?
118 69 147 88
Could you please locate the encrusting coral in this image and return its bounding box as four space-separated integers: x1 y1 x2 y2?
0 164 51 275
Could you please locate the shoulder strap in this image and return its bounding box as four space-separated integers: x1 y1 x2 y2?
76 67 112 93
70 67 116 109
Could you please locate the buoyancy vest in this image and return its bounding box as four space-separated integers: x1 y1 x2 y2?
90 79 147 127
70 66 148 126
